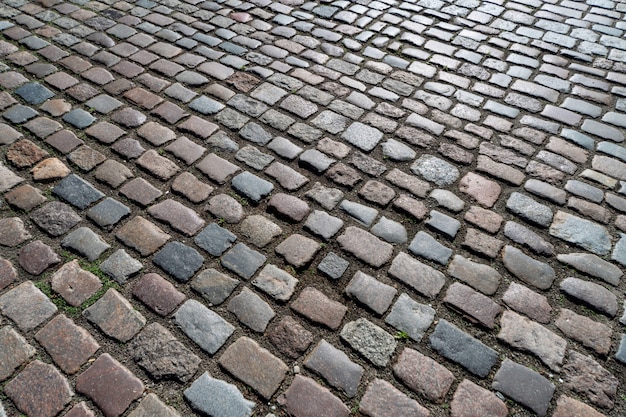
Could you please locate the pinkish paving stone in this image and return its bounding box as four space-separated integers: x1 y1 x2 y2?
562 351 618 410
196 153 240 184
65 402 96 417
393 347 455 403
111 107 147 127
337 226 394 268
463 228 504 259
165 136 206 165
358 180 396 206
444 282 502 328
35 314 100 374
291 287 347 330
119 178 163 206
23 117 62 138
45 130 84 154
0 257 17 291
4 360 73 417
206 194 244 224
393 195 428 220
269 316 314 359
555 308 612 355
360 379 429 417
148 199 205 236
31 157 71 180
219 336 288 400
132 273 186 316
115 216 170 256
4 184 46 211
265 162 309 190
40 99 72 116
269 193 311 222
50 260 102 307
0 325 36 381
553 395 606 417
280 375 350 417
0 217 31 247
178 115 218 139
172 172 213 203
136 121 176 146
136 149 180 180
83 288 146 343
450 379 508 417
0 123 22 145
275 234 321 267
18 240 61 275
464 205 503 234
459 172 502 207
152 101 189 124
85 121 125 144
76 353 144 417
6 139 48 168
501 282 552 324
111 138 145 159
68 145 107 171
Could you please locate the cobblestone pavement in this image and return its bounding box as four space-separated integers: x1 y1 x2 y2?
1 0 626 416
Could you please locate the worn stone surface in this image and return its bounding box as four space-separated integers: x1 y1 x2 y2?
303 339 363 397
492 359 555 417
498 310 567 371
562 350 618 410
76 354 144 417
185 373 255 417
393 347 454 402
0 281 57 331
175 299 234 354
451 379 508 417
5 360 73 417
219 336 288 400
340 318 396 367
560 277 618 317
359 379 429 417
130 323 200 383
83 289 146 343
1 3 626 416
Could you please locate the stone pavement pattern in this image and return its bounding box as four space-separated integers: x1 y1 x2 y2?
1 0 626 415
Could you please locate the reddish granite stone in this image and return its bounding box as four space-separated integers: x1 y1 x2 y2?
132 273 186 316
76 353 144 417
35 314 100 374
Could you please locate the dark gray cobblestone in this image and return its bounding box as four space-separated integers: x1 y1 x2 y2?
1 0 626 416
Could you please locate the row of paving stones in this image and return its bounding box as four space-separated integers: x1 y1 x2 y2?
1 0 626 416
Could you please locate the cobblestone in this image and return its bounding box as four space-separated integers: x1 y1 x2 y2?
1 1 626 415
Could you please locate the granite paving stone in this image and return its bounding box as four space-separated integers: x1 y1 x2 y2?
0 283 57 333
184 373 255 417
4 360 73 417
502 245 555 290
359 378 429 417
345 271 397 315
429 319 498 378
51 260 101 306
498 310 567 371
340 318 396 367
221 243 266 279
153 241 204 282
35 314 100 374
116 216 170 256
62 226 110 261
281 375 349 417
52 174 104 209
275 234 321 267
130 323 200 383
83 288 145 342
0 325 36 381
394 347 455 403
76 353 144 417
127 394 181 417
227 287 275 333
175 299 234 354
451 379 508 417
492 359 555 416
560 277 618 317
2 2 626 416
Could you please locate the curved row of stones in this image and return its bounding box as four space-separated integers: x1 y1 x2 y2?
0 0 626 416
